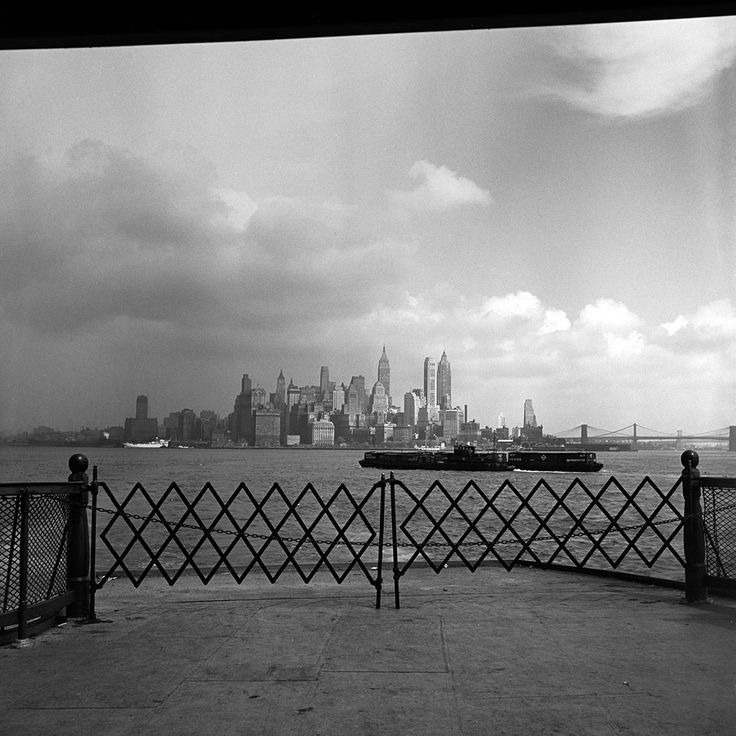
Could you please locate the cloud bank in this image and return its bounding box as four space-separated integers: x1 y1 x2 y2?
0 141 732 433
542 16 736 118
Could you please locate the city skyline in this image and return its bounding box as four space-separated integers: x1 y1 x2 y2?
1 16 735 435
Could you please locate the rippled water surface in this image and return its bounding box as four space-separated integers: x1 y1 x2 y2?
3 446 734 582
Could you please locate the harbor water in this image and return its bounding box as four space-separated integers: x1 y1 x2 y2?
3 446 735 582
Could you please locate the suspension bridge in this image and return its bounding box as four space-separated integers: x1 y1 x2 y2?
548 423 736 451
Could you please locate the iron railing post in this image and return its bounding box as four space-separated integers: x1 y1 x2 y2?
88 465 99 621
389 472 401 609
67 454 90 618
17 489 29 641
375 474 386 609
681 450 707 602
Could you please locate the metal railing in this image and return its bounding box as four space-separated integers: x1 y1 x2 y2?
0 455 90 644
701 475 736 592
3 451 733 640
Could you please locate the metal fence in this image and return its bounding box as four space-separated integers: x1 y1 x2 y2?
3 451 733 642
89 469 692 611
92 478 387 608
701 476 736 590
0 480 87 644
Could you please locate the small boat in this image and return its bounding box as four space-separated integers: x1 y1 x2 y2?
507 450 603 472
123 438 170 448
359 443 515 471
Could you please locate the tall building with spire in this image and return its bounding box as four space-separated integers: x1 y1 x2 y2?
523 399 537 428
437 350 451 410
377 346 390 405
275 369 286 410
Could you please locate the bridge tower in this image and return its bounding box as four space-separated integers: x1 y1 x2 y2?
730 425 736 452
676 429 683 451
580 424 588 447
632 422 637 451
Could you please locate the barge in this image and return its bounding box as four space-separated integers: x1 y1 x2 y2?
507 450 603 472
359 443 514 472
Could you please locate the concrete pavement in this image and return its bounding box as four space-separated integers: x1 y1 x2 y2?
1 565 735 735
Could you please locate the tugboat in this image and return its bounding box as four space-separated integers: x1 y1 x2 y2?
507 449 603 472
359 443 515 472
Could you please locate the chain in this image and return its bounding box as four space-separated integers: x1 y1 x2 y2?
83 502 699 550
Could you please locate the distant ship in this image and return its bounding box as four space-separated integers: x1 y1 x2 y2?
359 443 514 472
123 438 169 448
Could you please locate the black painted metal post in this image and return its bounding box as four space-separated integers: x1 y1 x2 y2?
389 472 401 610
88 465 99 621
17 490 29 641
375 474 386 610
681 450 707 602
67 454 90 618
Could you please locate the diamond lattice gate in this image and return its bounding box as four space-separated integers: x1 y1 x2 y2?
92 477 389 606
387 473 686 608
89 470 691 609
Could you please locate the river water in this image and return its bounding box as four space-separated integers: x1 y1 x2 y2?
3 446 735 582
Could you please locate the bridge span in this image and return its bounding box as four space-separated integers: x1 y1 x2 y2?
549 423 736 451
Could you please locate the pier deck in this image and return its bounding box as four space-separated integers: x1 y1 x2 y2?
2 565 734 735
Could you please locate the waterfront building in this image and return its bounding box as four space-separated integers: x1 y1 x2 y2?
309 418 335 446
374 422 395 444
437 351 451 410
177 408 197 443
393 425 413 445
331 412 350 445
440 407 462 442
377 346 391 405
253 408 281 447
123 394 159 443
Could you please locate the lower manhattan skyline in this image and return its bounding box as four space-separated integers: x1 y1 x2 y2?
1 14 735 435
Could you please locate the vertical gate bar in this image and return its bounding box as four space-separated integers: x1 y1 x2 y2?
375 475 386 609
681 451 707 602
18 489 29 641
389 472 401 610
88 466 99 621
67 455 90 618
3 496 21 613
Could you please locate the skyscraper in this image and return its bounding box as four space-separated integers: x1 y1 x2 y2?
523 399 537 428
423 356 438 421
275 369 286 410
319 366 330 402
377 346 390 405
437 350 451 410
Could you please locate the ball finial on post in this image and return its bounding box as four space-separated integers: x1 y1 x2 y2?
680 450 699 469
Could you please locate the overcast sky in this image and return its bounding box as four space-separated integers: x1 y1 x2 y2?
1 16 735 435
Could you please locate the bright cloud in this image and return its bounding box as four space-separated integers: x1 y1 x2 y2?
389 160 492 212
542 16 736 118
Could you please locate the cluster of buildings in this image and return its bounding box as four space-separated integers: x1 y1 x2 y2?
7 348 545 448
127 348 544 449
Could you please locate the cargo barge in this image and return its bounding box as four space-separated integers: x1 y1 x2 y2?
507 450 603 472
359 443 514 472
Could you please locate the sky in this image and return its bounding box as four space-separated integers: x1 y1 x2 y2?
1 16 735 436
